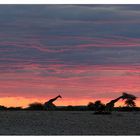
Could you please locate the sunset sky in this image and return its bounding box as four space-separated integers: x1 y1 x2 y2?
0 5 140 107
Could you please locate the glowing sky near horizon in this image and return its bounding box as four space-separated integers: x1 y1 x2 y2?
0 5 140 107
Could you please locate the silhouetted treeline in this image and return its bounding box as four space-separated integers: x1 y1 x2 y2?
0 105 140 111
115 107 140 112
0 105 22 111
57 105 88 111
57 106 140 111
1 105 140 112
0 99 139 111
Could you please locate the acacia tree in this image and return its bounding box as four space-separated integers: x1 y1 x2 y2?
125 98 136 107
122 92 137 107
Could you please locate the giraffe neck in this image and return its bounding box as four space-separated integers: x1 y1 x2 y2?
53 96 60 101
47 95 61 103
112 96 123 103
105 96 123 111
56 96 60 99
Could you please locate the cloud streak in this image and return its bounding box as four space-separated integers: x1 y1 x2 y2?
0 5 140 106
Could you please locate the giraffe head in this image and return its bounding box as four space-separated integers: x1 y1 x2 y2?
58 95 62 98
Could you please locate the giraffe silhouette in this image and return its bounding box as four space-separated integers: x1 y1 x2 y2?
105 92 136 112
105 95 123 112
44 95 62 110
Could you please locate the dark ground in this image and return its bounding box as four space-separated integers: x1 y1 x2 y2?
0 111 139 135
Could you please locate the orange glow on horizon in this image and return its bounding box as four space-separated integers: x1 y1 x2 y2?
0 97 139 108
0 65 140 108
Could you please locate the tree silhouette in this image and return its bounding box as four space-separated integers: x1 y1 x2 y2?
125 98 136 107
122 92 137 100
94 100 105 111
87 101 105 111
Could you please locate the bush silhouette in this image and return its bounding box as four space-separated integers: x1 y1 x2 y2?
87 100 105 111
87 102 94 110
27 102 44 110
94 100 105 111
0 105 7 110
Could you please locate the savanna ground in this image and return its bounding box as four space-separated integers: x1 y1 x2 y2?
0 111 139 135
